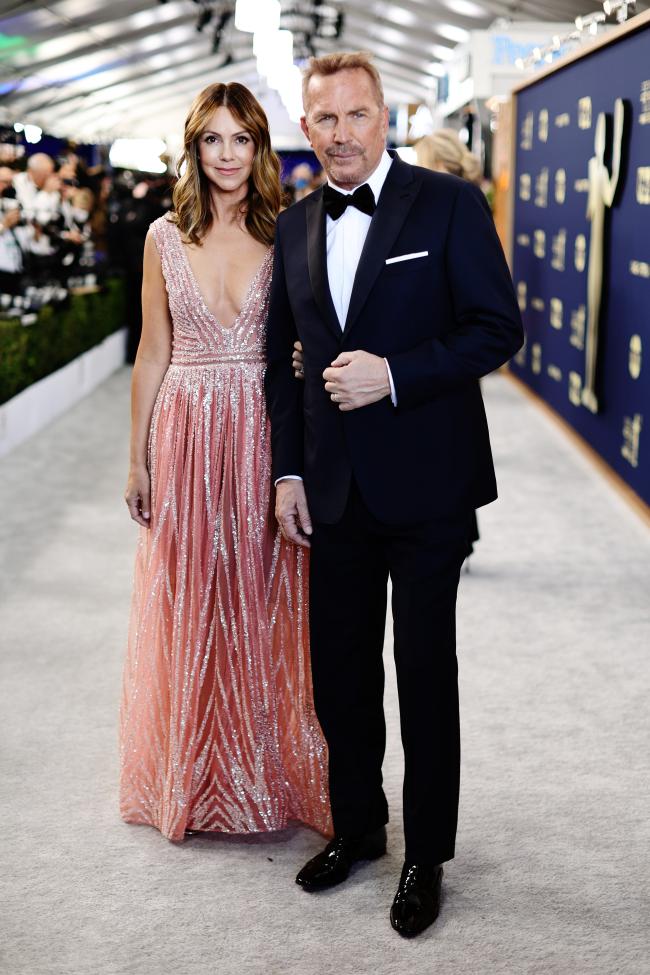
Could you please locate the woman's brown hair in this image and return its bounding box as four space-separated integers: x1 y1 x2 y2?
171 82 282 247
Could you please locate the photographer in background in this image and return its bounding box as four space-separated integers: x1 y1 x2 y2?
13 153 60 223
0 165 33 295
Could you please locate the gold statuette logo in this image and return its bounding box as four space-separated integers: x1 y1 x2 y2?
550 298 563 329
583 98 626 414
629 335 642 379
547 364 562 382
517 281 527 312
531 343 542 374
640 80 650 125
636 167 650 205
569 371 582 406
621 414 642 468
555 113 570 128
538 109 549 143
570 305 586 350
521 111 534 150
578 97 592 130
555 168 566 204
574 234 587 272
551 229 566 271
535 168 549 208
533 230 546 259
630 260 650 278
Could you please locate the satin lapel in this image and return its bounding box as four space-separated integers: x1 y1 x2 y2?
343 159 420 338
306 190 341 341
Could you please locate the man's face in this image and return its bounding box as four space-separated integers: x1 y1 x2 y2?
30 159 54 189
301 68 389 190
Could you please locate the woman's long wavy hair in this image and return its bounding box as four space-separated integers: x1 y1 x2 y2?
171 82 282 247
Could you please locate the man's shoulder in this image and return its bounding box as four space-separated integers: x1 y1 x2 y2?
408 164 466 198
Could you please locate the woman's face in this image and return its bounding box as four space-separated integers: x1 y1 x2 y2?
197 106 255 196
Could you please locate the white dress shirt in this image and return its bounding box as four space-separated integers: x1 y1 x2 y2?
276 150 397 485
325 150 397 405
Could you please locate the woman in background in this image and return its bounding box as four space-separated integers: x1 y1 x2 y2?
121 82 330 842
414 128 482 185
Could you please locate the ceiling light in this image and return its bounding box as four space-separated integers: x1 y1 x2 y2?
431 44 455 60
444 0 487 17
383 6 416 27
24 124 42 143
236 0 280 34
436 24 470 43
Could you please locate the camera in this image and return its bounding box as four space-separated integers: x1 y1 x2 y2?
0 185 25 225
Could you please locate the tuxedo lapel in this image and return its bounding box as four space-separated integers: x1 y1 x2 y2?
305 189 341 341
343 157 420 338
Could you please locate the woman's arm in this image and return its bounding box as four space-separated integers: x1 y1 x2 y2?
124 230 172 527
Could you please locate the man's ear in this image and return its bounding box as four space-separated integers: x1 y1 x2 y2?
300 116 311 145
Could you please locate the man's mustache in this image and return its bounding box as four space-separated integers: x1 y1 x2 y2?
326 145 363 157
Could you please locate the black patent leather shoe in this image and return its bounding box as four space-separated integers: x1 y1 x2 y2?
390 862 443 937
296 826 387 891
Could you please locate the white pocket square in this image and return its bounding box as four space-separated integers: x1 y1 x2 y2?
385 251 429 265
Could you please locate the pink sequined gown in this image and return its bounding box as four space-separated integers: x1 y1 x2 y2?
119 215 331 841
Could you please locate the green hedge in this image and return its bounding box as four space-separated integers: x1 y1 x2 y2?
0 278 126 405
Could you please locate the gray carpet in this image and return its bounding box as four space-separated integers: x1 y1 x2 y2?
0 368 648 975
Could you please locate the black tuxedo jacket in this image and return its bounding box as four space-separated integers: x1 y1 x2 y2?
265 152 524 525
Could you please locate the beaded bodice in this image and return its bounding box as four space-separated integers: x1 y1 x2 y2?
150 215 272 366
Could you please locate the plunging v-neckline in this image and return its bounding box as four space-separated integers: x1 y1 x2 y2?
176 225 271 331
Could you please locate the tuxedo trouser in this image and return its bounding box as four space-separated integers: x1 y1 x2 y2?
309 481 470 865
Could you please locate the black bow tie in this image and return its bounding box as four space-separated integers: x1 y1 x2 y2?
323 182 376 220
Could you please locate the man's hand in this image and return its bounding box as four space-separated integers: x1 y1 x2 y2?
292 340 305 379
275 479 312 548
323 350 391 411
1 208 21 231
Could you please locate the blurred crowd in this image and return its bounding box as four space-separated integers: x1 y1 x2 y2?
0 148 173 357
0 151 106 296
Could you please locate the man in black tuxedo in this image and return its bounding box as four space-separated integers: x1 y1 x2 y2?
265 52 523 937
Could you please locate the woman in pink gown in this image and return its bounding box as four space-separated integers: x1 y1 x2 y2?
120 82 331 842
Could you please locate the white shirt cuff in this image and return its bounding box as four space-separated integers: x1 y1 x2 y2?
274 475 303 487
384 358 397 406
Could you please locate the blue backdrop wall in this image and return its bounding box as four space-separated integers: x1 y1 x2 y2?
510 16 649 506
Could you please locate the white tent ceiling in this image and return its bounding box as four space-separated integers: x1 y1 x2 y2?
0 0 640 147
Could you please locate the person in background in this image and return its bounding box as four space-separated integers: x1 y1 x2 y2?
290 162 314 202
13 157 63 282
0 165 31 295
120 177 170 362
414 129 482 185
13 153 60 225
56 175 92 273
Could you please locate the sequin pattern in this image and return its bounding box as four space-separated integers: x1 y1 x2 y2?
119 216 331 841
